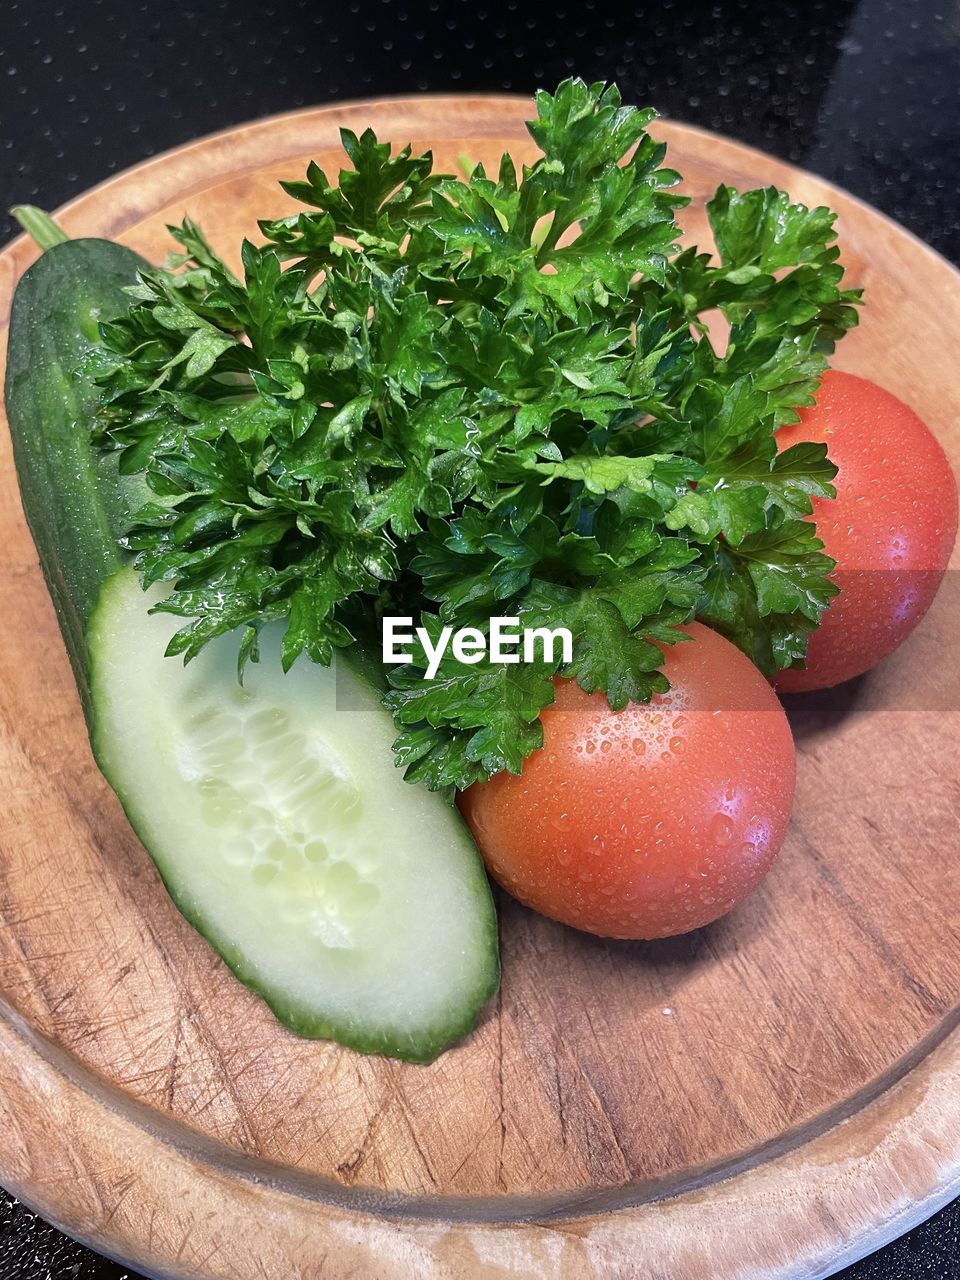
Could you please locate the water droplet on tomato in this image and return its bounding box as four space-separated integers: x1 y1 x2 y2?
710 813 735 846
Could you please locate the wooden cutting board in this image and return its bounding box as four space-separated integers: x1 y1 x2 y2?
0 96 959 1280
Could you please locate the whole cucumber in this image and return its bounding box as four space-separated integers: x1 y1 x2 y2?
4 232 499 1062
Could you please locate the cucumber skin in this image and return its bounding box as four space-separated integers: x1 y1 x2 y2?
4 240 500 1063
4 239 149 714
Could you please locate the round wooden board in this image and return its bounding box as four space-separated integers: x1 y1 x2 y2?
1 96 959 1280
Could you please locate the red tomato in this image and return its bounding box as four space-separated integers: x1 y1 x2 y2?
459 623 795 939
776 370 958 692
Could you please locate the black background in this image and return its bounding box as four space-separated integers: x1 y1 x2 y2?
1 0 959 1276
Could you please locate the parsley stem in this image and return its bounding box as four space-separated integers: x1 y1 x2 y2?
534 212 572 268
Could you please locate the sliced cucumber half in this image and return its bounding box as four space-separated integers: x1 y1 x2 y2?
6 238 498 1061
89 571 499 1062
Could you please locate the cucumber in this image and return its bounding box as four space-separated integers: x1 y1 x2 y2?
4 238 499 1062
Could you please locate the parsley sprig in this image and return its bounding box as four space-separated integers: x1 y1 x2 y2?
89 79 860 792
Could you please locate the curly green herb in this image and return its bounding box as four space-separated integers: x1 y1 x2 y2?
88 78 859 791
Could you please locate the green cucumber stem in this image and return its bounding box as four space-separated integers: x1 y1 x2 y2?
11 206 70 251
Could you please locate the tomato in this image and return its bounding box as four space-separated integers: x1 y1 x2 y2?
776 370 958 692
459 623 795 939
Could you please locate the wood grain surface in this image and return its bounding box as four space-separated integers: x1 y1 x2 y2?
0 96 959 1280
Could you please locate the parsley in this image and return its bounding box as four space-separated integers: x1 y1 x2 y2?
90 78 859 792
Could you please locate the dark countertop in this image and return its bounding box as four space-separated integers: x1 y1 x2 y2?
1 0 958 1276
